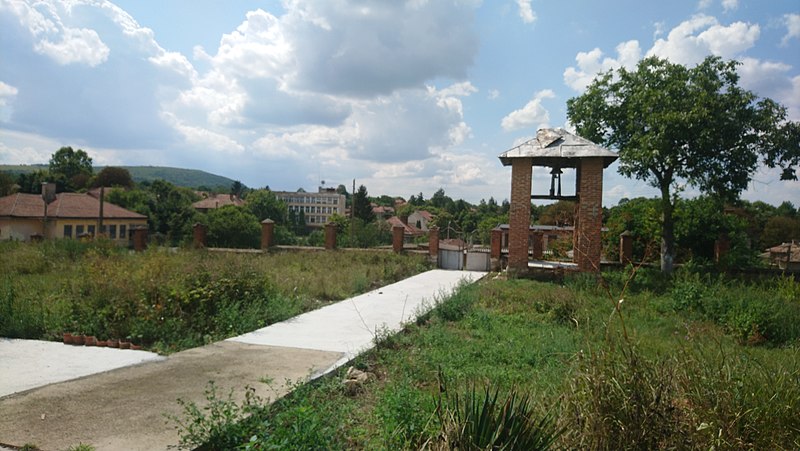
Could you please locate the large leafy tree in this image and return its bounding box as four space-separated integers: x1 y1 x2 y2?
567 56 798 272
206 205 260 249
245 189 287 223
49 146 93 191
92 167 134 188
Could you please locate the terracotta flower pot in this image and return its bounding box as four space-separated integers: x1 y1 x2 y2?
107 338 119 348
119 341 130 349
130 344 142 351
72 335 85 346
63 333 74 345
96 340 107 347
84 336 97 346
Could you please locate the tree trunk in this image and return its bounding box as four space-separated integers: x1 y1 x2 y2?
660 191 676 274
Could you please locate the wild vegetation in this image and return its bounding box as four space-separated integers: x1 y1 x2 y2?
171 268 800 450
0 240 430 353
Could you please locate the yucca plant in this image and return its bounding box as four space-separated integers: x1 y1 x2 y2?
430 371 562 450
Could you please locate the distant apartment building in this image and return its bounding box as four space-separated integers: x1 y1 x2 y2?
273 188 346 227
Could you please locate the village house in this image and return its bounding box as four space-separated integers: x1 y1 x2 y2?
0 191 147 243
761 241 800 270
191 192 245 213
273 187 346 227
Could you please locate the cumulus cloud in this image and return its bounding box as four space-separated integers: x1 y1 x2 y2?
738 58 800 120
516 0 536 24
0 81 18 107
647 15 758 65
563 40 641 91
33 26 109 66
500 89 555 131
783 13 800 46
722 0 738 12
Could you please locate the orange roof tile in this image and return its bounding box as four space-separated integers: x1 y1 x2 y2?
0 193 146 220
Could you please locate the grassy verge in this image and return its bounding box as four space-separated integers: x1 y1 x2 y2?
172 268 800 449
0 240 430 353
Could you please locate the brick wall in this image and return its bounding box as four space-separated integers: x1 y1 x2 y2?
508 158 532 272
574 158 603 272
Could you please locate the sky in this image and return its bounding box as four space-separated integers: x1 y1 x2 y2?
0 0 798 206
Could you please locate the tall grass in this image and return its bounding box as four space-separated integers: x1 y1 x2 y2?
0 241 430 352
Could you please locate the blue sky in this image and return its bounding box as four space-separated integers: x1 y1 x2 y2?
1 0 798 205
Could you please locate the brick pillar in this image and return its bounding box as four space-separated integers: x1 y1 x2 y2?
714 234 730 263
428 226 439 258
261 219 274 249
132 227 147 252
490 228 502 259
574 158 604 272
619 231 633 265
325 222 337 250
193 223 207 249
392 225 405 253
508 158 532 272
532 231 544 260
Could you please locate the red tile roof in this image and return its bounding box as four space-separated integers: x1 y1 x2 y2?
387 216 423 235
0 193 146 220
192 194 244 210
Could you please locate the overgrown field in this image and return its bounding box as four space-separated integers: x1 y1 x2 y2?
0 240 430 353
173 268 800 450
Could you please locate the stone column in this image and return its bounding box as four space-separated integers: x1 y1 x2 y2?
508 158 532 272
325 222 337 250
132 227 148 252
619 231 633 265
428 226 440 258
532 231 544 260
261 219 274 249
193 223 207 249
392 225 405 253
574 158 604 272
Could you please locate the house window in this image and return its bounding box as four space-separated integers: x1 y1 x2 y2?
120 225 127 239
76 225 84 235
63 225 72 238
109 224 117 239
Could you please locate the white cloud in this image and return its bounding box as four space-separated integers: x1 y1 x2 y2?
647 15 759 65
488 89 500 100
563 40 641 91
33 26 109 66
516 0 536 24
783 13 800 46
738 58 800 121
500 89 555 131
697 0 713 10
0 81 18 107
722 0 738 12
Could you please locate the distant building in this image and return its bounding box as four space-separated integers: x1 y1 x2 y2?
408 210 434 231
372 204 395 219
0 192 147 243
273 188 346 227
192 193 245 213
761 241 800 270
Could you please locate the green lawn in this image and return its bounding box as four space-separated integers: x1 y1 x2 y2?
172 268 800 450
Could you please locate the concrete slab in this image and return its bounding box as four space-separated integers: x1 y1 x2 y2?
229 270 485 362
0 338 165 398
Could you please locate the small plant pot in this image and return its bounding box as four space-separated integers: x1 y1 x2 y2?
130 344 142 351
119 341 130 349
107 339 119 348
84 336 97 346
63 333 74 345
72 335 86 346
96 340 107 347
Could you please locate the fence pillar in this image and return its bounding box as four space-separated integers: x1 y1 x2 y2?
715 234 730 263
428 226 439 257
619 230 633 265
132 227 147 252
392 225 405 253
193 223 207 249
261 219 274 249
325 222 337 250
532 231 544 260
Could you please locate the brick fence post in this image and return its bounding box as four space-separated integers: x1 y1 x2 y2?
193 223 207 249
428 226 439 258
532 231 544 260
132 226 148 252
619 230 633 265
575 158 604 272
714 234 730 263
392 225 405 253
261 219 274 249
325 222 337 250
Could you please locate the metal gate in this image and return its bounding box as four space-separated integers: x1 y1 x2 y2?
465 251 490 271
439 247 463 270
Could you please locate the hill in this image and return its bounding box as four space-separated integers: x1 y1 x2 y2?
0 164 236 189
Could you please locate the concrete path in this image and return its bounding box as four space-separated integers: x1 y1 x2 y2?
0 269 485 451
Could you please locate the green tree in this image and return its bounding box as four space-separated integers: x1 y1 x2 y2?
353 184 375 223
16 170 50 194
761 216 800 249
245 189 287 223
206 205 260 249
49 146 93 191
147 180 200 244
0 172 16 196
539 201 576 226
603 197 662 262
92 167 134 188
568 56 798 273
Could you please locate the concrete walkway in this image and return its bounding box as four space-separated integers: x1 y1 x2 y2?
0 269 485 451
